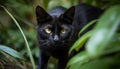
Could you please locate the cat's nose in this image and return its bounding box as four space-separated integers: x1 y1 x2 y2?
53 35 59 41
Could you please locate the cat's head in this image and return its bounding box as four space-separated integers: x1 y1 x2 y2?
36 6 75 48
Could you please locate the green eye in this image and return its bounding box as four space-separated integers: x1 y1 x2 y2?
61 29 66 34
45 28 51 34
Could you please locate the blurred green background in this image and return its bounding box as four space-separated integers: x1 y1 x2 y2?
0 0 120 69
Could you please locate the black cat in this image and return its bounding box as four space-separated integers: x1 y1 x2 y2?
36 4 103 69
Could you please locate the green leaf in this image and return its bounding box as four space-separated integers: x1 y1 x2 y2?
0 45 25 60
78 19 97 36
69 19 97 54
69 31 92 54
0 5 36 69
86 5 120 57
103 33 120 55
67 51 89 67
80 53 120 69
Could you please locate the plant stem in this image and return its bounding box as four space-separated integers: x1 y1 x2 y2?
0 5 36 69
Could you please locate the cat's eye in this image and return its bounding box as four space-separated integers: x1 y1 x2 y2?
45 28 51 34
61 29 66 34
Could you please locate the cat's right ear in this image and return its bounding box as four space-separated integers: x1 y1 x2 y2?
36 6 51 24
60 6 75 24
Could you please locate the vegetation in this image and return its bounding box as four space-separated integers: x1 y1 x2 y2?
68 5 120 69
0 0 120 69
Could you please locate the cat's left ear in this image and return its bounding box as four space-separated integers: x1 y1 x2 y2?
60 6 75 24
36 6 51 23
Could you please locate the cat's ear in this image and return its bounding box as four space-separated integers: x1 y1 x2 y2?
36 6 52 23
60 6 75 24
64 6 75 18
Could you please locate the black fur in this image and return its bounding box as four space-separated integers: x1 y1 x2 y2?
36 4 103 69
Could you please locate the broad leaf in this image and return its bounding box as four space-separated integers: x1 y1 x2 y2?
0 45 25 60
69 31 92 54
69 19 97 54
80 53 120 69
103 34 120 55
67 51 89 67
78 19 97 36
86 5 120 57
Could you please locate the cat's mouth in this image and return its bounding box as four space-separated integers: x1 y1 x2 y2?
51 40 73 47
39 40 61 46
39 39 73 49
50 40 62 46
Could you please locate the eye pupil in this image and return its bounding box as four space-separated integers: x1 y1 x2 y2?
45 28 51 34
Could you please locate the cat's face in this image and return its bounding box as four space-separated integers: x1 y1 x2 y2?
36 6 75 48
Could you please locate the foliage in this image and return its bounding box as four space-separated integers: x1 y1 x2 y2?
0 45 25 59
0 0 78 69
0 5 36 69
0 0 120 69
68 5 120 69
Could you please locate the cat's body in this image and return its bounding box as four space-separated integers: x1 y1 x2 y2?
36 4 103 69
